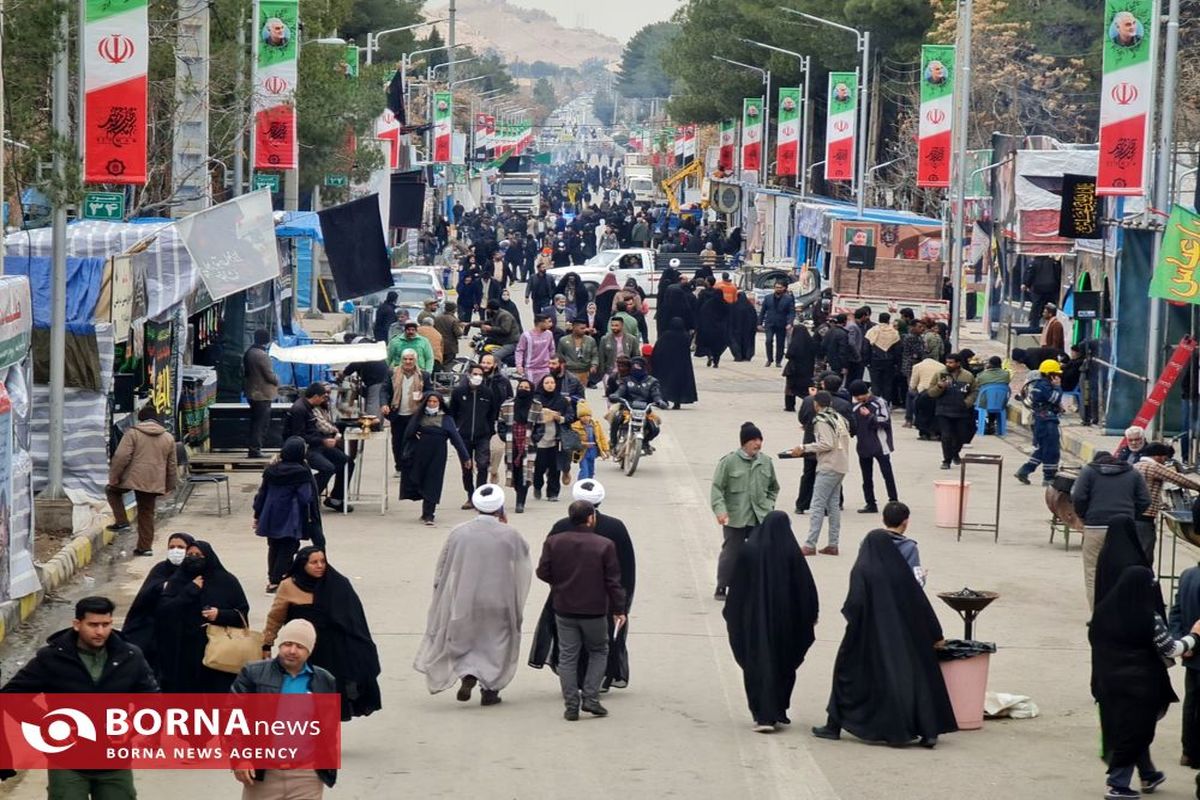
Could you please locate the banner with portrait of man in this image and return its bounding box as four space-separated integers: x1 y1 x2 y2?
918 45 955 188
825 72 857 183
1097 0 1154 196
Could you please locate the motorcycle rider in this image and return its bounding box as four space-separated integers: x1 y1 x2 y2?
475 299 521 365
608 356 668 455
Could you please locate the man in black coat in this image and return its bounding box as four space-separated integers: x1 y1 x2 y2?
526 260 556 312
373 291 399 342
449 364 500 508
821 315 855 377
288 382 353 512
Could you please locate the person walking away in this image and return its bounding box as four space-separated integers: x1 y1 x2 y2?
244 328 279 458
900 320 927 427
728 291 758 363
373 291 399 343
724 511 819 733
1013 359 1065 486
651 317 698 409
414 485 532 706
536 500 627 720
783 324 817 413
694 279 731 367
288 383 353 512
570 401 609 479
433 301 465 367
811 532 957 748
516 314 556 386
399 392 471 526
848 381 898 514
253 437 324 593
449 364 500 509
557 319 599 386
381 350 429 477
1090 566 1190 798
1170 558 1200 767
758 282 795 368
908 355 943 440
1134 442 1200 561
920 319 944 363
231 619 338 798
710 422 780 599
792 392 852 556
106 403 178 556
1 597 158 798
873 501 927 585
926 353 978 469
531 374 573 502
864 313 901 405
1073 452 1152 609
498 378 542 513
1022 255 1061 329
260 547 382 721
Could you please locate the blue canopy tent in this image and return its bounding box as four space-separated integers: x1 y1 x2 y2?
276 211 323 311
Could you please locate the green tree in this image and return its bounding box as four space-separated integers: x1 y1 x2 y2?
533 77 557 109
417 27 448 70
616 21 679 98
340 0 424 64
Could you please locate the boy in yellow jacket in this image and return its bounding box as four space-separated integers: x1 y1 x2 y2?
571 401 610 479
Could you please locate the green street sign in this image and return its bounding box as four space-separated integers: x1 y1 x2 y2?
324 174 349 187
83 191 124 221
252 173 280 192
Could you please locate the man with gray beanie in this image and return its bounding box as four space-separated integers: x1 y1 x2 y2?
710 422 779 598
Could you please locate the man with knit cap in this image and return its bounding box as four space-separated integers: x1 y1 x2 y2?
232 618 338 798
710 422 779 599
413 484 532 707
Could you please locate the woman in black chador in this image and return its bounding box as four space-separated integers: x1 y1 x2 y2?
728 292 758 363
812 531 957 747
651 317 698 409
723 511 818 732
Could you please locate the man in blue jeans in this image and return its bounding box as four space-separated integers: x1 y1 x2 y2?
758 281 795 368
1014 359 1064 487
790 392 851 556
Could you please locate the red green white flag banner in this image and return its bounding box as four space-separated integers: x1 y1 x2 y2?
1097 0 1155 196
741 98 763 173
718 119 736 171
918 45 955 188
433 91 452 163
776 88 801 177
251 0 298 170
825 72 857 183
83 0 148 184
375 109 402 169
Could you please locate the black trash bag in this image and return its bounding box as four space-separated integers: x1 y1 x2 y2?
937 639 997 661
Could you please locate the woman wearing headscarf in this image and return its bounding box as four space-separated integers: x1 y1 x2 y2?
783 324 818 412
121 532 195 670
694 279 731 368
554 272 589 316
651 318 698 409
531 374 573 502
400 392 470 526
262 546 383 721
812 531 957 748
724 512 819 732
656 265 681 302
1095 515 1161 614
253 437 323 593
1090 566 1194 797
497 378 544 513
153 540 250 692
498 287 524 333
655 277 694 338
593 273 620 342
728 292 758 363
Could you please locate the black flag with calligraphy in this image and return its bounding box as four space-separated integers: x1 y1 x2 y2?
1058 173 1102 239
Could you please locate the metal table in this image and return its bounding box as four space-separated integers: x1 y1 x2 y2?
1157 509 1193 600
342 425 389 515
957 453 1003 542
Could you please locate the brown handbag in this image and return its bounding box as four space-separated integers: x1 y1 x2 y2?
202 611 264 674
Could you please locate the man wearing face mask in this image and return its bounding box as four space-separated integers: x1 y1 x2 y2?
608 357 668 453
480 353 514 485
450 365 500 509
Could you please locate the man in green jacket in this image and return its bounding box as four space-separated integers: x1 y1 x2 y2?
710 421 779 599
388 320 436 372
556 319 600 385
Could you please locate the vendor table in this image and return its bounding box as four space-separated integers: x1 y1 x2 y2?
342 425 389 515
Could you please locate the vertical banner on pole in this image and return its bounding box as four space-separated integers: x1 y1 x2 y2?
375 109 401 169
825 72 857 182
683 125 697 164
718 119 736 172
741 99 763 174
82 0 149 184
251 0 299 170
673 128 684 167
776 88 801 177
484 115 495 158
918 45 955 187
1097 0 1155 195
473 113 488 162
433 91 452 163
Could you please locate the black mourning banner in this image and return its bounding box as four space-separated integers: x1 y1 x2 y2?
847 244 877 270
389 171 426 229
1058 173 1102 239
317 194 393 300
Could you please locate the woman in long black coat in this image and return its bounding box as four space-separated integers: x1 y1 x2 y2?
121 531 195 670
655 279 694 338
783 324 818 412
813 532 957 747
554 272 589 316
694 284 731 367
651 317 698 408
724 511 819 731
400 391 469 525
728 292 758 362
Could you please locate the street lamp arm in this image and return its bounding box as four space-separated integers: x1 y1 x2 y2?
778 7 864 43
712 55 767 83
373 18 446 47
739 38 809 68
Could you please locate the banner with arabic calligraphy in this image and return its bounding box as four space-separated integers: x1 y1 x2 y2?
433 91 452 163
825 72 857 183
776 88 801 177
1058 174 1102 239
741 99 763 173
82 0 148 184
252 0 298 170
1149 205 1200 303
917 45 954 188
1097 0 1154 196
375 109 402 169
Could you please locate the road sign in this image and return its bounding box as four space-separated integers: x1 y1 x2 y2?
252 173 280 192
83 191 124 221
324 174 349 187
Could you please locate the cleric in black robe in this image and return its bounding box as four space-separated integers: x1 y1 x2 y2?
528 479 636 690
655 280 695 338
651 317 698 408
694 285 731 367
728 292 758 362
783 325 817 412
723 511 818 730
121 531 195 669
813 532 957 747
1089 566 1178 782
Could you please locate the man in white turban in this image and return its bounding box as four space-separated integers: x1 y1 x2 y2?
413 484 532 705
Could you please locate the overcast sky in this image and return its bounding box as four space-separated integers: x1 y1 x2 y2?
506 0 681 42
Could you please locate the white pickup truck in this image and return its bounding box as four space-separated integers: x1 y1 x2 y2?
546 248 673 298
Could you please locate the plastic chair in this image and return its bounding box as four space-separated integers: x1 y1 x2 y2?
974 383 1011 437
175 444 232 517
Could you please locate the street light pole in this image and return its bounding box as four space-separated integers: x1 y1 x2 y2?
740 39 812 194
365 18 445 66
948 0 973 349
47 4 69 497
712 56 769 184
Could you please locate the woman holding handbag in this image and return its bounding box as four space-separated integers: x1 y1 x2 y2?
154 540 251 692
253 437 324 593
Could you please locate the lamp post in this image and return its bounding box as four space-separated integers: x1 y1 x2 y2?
740 39 812 195
712 55 770 185
401 43 463 129
779 8 870 216
365 18 445 65
946 0 974 350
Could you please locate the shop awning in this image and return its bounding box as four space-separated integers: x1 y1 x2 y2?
269 341 385 365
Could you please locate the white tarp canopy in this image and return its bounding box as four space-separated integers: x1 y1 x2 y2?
270 341 385 365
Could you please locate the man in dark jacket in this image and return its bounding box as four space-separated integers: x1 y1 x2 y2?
373 291 399 342
848 380 898 513
449 364 500 508
925 353 978 470
1 596 158 795
1022 255 1061 330
1072 451 1151 608
243 328 279 458
1171 561 1200 765
757 282 796 368
526 260 556 312
234 618 338 795
821 315 855 377
288 383 353 512
536 500 627 720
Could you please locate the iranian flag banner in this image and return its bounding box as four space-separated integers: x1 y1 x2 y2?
825 72 857 182
1097 0 1155 195
517 119 534 154
432 91 452 163
628 129 642 153
83 0 149 183
683 124 697 164
673 128 684 167
741 98 763 173
252 0 299 170
718 119 736 171
484 115 495 157
776 88 801 177
473 112 489 160
375 109 401 169
918 45 955 187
